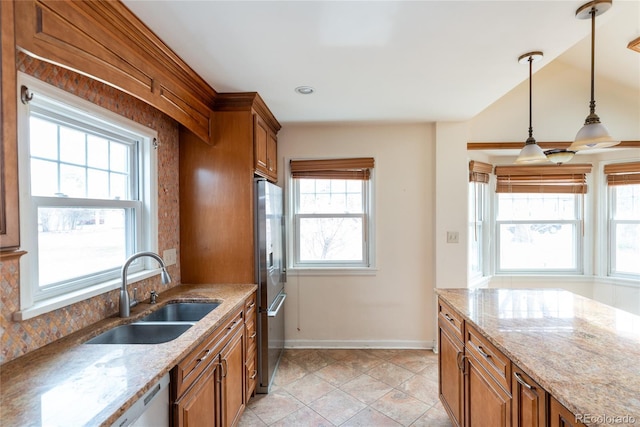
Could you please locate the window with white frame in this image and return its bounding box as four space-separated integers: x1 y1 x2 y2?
290 158 374 268
605 162 640 278
493 164 591 274
468 161 491 280
18 74 157 311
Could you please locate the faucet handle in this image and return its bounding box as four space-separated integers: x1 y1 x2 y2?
150 290 159 304
130 287 139 308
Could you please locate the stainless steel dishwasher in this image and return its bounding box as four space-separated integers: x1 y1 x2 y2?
111 373 170 427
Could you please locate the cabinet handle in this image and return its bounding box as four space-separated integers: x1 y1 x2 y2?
250 331 257 339
248 302 256 309
477 345 491 360
197 349 211 363
456 351 463 371
227 320 239 331
444 313 455 323
250 370 257 380
221 358 228 378
514 372 534 390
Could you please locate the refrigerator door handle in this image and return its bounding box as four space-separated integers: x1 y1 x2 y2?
267 293 287 317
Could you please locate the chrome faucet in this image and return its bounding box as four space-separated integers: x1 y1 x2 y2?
120 251 172 317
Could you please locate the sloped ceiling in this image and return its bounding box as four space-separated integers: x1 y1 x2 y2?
122 0 639 125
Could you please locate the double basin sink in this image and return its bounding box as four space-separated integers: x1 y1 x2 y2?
85 302 220 345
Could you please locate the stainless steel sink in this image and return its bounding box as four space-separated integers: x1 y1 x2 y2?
138 302 220 322
85 322 193 345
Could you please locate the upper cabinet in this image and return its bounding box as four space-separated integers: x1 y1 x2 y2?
13 0 216 144
1 0 20 251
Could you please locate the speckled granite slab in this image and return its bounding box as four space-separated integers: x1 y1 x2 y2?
0 283 256 427
436 288 640 427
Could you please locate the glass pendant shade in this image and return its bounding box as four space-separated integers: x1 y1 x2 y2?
516 139 548 163
569 120 619 150
544 149 576 165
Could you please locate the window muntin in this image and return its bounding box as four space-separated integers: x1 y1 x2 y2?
19 74 155 305
293 178 370 267
609 184 640 278
495 193 582 273
469 181 486 279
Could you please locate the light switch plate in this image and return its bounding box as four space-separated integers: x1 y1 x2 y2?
446 231 459 244
163 248 177 266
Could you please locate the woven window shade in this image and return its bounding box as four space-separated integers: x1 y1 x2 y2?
290 157 374 180
469 160 492 183
603 162 640 186
494 164 592 194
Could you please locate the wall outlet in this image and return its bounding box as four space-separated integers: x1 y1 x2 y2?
446 231 459 244
163 248 177 266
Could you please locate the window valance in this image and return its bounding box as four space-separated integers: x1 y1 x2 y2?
290 157 375 180
469 160 493 183
604 161 640 186
494 163 592 194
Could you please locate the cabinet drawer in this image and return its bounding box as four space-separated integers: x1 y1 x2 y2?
245 317 257 353
245 293 257 318
438 299 464 341
173 307 244 398
246 352 258 398
465 324 511 393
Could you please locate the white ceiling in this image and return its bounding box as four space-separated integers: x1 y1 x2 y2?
122 0 639 125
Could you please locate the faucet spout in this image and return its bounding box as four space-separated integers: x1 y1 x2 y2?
120 251 172 317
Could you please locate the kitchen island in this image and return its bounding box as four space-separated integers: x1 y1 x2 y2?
0 283 256 426
436 288 640 427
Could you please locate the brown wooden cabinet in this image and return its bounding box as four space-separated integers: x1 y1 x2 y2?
172 296 253 427
549 398 586 427
512 365 547 427
1 0 20 251
438 301 465 427
465 352 512 427
253 114 278 181
180 92 280 284
244 293 258 398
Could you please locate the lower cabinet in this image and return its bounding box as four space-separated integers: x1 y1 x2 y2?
172 294 254 427
438 322 464 427
549 398 586 427
465 353 511 427
512 365 547 427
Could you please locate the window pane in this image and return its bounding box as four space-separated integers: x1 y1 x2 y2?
499 223 576 270
497 194 576 221
87 169 109 199
87 135 109 169
59 126 86 165
298 179 363 214
60 164 86 197
109 142 129 174
613 185 640 220
110 173 129 200
31 159 58 196
29 116 58 160
299 217 363 261
37 207 127 286
613 223 640 275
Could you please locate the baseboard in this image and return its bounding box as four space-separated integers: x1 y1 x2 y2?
284 339 434 350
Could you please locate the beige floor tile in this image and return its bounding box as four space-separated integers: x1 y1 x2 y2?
290 350 334 373
308 389 367 426
237 409 268 427
314 361 361 386
272 358 308 387
388 350 437 373
270 406 333 427
411 401 453 426
371 390 430 426
247 389 305 425
342 407 403 427
367 361 414 387
417 361 439 381
283 373 336 404
397 375 440 406
315 348 356 361
340 374 393 404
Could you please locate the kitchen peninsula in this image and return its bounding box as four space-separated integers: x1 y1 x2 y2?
436 288 640 427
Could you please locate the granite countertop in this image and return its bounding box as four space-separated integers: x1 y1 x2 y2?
0 283 257 427
436 288 640 426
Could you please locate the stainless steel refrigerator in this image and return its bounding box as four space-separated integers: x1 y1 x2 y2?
254 179 286 393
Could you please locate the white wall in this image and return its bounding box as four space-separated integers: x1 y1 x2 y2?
278 123 436 348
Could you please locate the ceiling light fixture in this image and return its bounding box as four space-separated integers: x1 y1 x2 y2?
515 51 548 164
295 86 315 95
568 0 619 151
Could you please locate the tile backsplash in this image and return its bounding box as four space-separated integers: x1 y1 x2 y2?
0 54 181 364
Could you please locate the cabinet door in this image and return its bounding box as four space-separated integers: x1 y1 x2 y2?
549 397 586 427
253 115 269 175
220 327 246 427
466 354 511 427
174 363 219 427
512 366 547 427
266 131 277 179
439 323 465 427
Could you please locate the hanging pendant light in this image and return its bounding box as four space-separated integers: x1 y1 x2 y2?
568 0 619 151
515 51 548 164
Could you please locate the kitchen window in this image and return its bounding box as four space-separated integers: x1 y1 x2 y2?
16 74 158 318
290 158 374 269
494 163 591 274
605 162 640 279
469 161 491 280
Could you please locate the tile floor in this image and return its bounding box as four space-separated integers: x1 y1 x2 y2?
238 349 453 426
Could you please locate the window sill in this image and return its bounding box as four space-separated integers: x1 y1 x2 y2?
13 268 162 321
593 275 640 288
288 267 378 277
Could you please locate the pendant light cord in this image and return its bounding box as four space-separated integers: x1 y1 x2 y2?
589 6 596 116
528 56 534 140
